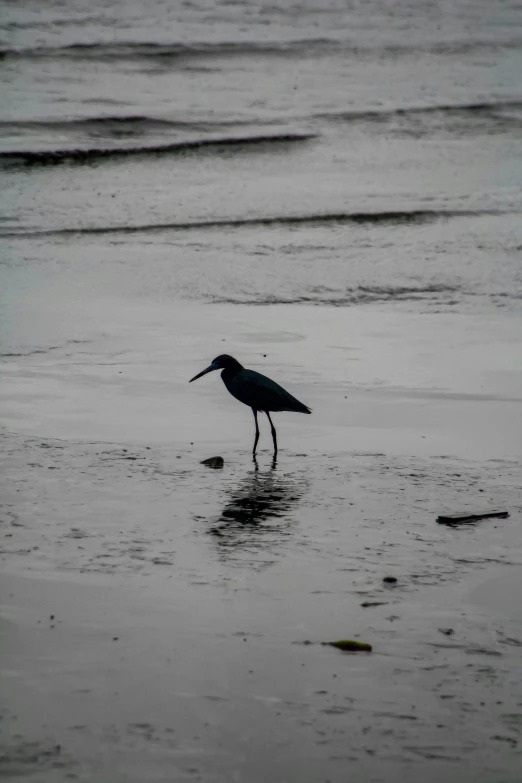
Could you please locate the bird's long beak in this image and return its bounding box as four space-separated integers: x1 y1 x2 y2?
189 363 217 383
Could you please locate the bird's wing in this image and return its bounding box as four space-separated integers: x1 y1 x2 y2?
228 369 311 413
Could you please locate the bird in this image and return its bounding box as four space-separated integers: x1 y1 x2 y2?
189 354 311 456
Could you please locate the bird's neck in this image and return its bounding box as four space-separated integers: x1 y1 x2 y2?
221 360 243 385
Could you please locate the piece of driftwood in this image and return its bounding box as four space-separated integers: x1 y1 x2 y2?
325 639 373 652
436 510 509 526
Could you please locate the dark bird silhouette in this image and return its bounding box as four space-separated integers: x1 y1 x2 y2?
189 354 311 456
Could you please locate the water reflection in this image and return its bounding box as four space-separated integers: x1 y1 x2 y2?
208 457 308 561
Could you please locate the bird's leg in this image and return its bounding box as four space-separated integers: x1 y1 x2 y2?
266 411 278 456
252 409 260 456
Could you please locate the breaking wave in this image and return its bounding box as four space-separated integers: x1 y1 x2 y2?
0 133 316 167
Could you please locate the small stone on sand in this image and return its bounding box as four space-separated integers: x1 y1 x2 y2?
201 456 224 469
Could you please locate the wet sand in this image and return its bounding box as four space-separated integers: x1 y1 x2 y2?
1 303 522 782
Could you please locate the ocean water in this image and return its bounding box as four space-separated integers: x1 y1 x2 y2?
1 0 522 359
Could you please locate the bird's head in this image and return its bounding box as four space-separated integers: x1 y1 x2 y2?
189 354 243 382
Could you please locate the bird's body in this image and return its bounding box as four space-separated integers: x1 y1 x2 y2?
222 364 311 415
190 354 311 456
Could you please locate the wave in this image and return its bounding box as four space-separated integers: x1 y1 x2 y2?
0 39 332 62
319 99 522 137
320 99 522 123
0 209 500 240
2 99 519 152
1 37 521 63
2 13 109 32
0 133 316 167
0 115 209 135
210 283 462 306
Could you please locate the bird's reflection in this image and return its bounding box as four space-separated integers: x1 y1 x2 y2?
208 456 308 561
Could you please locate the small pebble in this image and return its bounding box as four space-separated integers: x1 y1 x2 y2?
201 456 224 469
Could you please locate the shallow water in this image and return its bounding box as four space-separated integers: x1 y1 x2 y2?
1 0 522 330
1 0 522 780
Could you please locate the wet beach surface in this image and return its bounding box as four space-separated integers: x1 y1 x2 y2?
1 429 522 782
2 0 522 780
2 303 522 782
